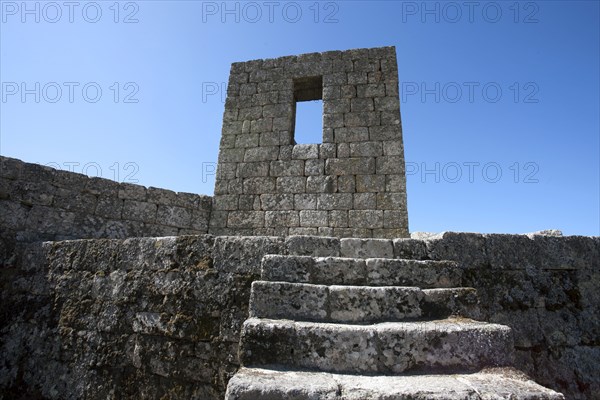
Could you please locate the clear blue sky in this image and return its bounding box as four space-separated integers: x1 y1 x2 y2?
1 0 598 236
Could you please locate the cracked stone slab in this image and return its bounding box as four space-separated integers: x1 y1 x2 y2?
421 287 481 320
250 281 425 323
261 255 367 285
239 318 513 374
366 258 462 288
250 281 483 324
224 367 340 400
328 285 423 323
339 238 394 258
249 281 329 321
377 318 514 373
250 282 482 323
225 368 565 400
261 255 461 287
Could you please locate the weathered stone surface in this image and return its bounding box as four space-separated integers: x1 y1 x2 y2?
261 254 463 288
355 174 385 192
214 235 285 275
1 46 596 400
157 205 192 228
228 211 265 228
306 176 336 193
353 193 375 211
2 225 590 400
237 161 269 177
328 286 423 323
340 238 393 258
243 177 277 194
249 281 328 321
269 160 304 177
261 255 369 287
0 236 261 400
244 146 280 162
425 231 488 266
366 258 462 288
292 144 319 160
316 194 353 210
240 318 513 374
0 156 212 252
304 159 324 176
299 210 328 227
421 288 481 320
276 176 306 193
294 194 317 210
392 238 428 260
2 189 599 398
211 47 409 237
265 210 299 227
225 368 340 400
348 210 384 229
240 318 380 373
260 194 294 210
227 368 564 400
324 158 376 176
285 235 340 257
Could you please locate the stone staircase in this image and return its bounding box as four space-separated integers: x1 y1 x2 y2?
225 254 564 399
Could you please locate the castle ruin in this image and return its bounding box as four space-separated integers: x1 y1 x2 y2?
211 46 408 238
0 47 598 400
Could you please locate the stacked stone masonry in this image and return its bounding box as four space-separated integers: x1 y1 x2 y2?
211 46 409 238
1 233 597 399
0 46 597 400
226 253 564 398
0 156 212 264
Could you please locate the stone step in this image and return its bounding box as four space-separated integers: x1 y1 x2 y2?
225 367 565 400
422 287 481 320
249 281 480 323
239 317 513 374
261 255 462 288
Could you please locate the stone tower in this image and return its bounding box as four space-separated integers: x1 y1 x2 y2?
210 46 408 238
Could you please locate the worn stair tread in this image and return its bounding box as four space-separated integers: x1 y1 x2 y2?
250 281 480 323
422 287 481 320
261 255 462 287
225 367 565 400
240 317 513 374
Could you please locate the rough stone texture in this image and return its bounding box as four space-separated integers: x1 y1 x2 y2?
286 231 598 400
240 318 513 374
0 235 282 400
250 282 481 325
1 232 595 399
226 367 565 400
211 47 409 238
0 156 212 268
250 282 429 323
261 255 461 288
233 248 562 399
0 47 593 400
423 232 600 400
0 156 215 400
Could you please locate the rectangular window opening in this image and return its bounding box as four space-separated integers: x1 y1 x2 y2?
293 76 323 144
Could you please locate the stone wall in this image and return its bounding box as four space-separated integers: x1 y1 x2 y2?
0 156 212 264
420 232 600 399
1 232 597 399
0 157 211 398
211 46 409 238
344 232 600 399
0 235 284 400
